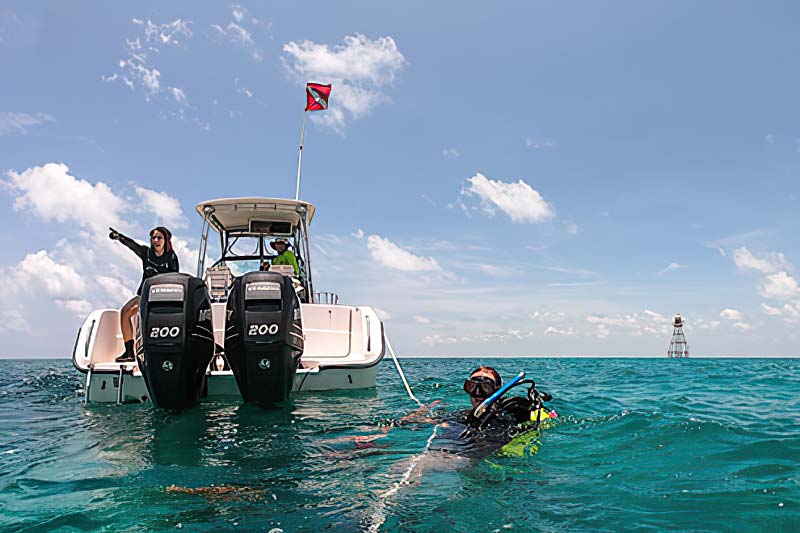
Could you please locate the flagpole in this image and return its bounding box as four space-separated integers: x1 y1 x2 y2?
295 111 307 201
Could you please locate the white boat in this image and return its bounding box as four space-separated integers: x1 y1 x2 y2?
73 197 385 406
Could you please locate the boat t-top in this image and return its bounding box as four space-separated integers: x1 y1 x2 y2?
73 197 385 408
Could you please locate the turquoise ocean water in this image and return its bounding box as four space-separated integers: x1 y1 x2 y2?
0 358 797 532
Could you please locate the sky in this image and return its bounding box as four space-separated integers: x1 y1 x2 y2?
1 1 799 358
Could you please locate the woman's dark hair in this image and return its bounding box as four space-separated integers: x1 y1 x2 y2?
469 366 502 387
150 226 173 252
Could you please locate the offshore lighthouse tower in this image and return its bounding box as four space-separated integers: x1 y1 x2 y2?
667 313 689 358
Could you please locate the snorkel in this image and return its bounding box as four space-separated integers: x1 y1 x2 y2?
462 371 556 437
473 371 525 419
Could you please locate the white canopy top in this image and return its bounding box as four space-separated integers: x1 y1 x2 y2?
195 197 316 233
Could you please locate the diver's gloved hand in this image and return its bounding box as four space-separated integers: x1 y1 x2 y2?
108 227 120 241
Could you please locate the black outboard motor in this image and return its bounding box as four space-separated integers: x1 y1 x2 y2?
137 273 215 409
225 271 304 405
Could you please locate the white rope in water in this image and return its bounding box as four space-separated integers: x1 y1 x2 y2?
363 333 436 531
385 335 425 409
367 423 440 533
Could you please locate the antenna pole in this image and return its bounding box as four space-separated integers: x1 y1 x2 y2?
295 111 307 201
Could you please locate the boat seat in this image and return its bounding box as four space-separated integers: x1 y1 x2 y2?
205 265 233 300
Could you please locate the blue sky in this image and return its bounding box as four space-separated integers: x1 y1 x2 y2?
1 1 799 357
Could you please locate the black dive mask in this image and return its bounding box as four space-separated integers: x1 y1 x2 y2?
463 376 499 398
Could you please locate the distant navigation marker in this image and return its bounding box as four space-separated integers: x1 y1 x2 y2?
667 313 689 358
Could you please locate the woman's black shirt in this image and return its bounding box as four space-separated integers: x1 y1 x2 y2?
117 232 180 295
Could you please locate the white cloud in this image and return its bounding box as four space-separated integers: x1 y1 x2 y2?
442 148 460 158
720 308 743 321
733 322 752 331
367 235 441 272
232 5 245 22
56 299 93 316
5 163 126 235
169 86 189 106
353 228 364 239
761 301 800 322
413 315 431 324
0 309 32 334
1 164 200 353
524 137 554 149
696 319 721 330
544 326 576 336
460 172 554 223
0 112 54 135
530 310 566 322
105 18 196 110
733 247 790 274
135 186 188 228
211 6 264 61
422 334 459 345
281 33 407 131
19 250 87 298
565 222 579 235
759 271 800 300
658 262 685 275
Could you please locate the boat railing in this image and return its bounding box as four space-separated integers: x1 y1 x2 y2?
314 291 340 305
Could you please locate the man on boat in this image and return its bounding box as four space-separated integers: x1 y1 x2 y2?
270 237 299 275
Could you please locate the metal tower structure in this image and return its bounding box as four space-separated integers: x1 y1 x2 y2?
667 313 689 358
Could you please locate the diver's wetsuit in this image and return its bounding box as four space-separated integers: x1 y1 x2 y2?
117 232 180 295
430 396 543 458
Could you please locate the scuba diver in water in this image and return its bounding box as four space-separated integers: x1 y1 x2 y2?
355 366 556 457
109 226 179 362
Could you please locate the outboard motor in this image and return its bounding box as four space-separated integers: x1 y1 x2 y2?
225 271 303 405
137 273 215 409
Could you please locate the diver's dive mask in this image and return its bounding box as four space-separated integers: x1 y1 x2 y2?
463 376 499 398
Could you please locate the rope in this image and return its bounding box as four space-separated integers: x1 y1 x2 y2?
366 423 440 532
384 335 425 409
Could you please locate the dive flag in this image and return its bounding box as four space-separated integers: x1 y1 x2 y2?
305 82 332 111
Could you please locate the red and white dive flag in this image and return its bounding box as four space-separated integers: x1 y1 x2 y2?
305 82 331 111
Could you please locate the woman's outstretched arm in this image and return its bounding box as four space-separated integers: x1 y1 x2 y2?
109 227 148 261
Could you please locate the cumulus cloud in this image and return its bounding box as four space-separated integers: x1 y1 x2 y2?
5 163 126 235
367 235 441 272
720 308 743 321
2 162 198 330
0 112 54 135
135 186 188 228
733 247 790 274
759 271 800 300
762 301 800 322
281 33 407 131
460 172 554 223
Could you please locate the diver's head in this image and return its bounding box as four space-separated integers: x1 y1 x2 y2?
150 226 173 255
464 366 501 408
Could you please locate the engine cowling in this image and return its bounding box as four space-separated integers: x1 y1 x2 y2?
137 273 215 409
225 271 303 405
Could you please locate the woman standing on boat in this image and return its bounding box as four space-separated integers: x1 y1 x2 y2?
108 226 179 362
